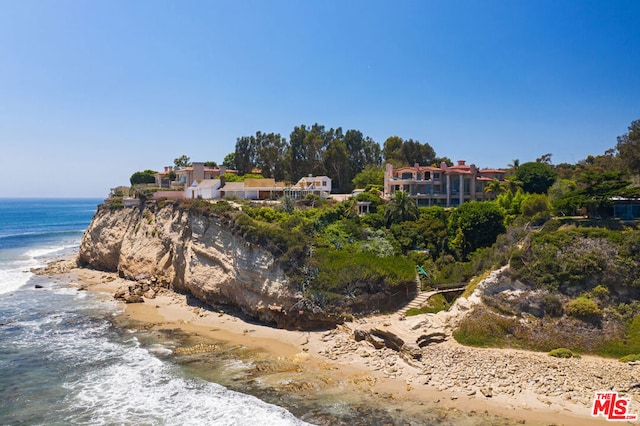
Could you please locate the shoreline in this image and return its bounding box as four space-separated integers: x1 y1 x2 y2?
45 260 630 425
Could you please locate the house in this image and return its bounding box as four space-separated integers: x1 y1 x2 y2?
612 197 640 219
384 160 507 207
242 178 287 200
177 165 332 201
186 179 222 199
155 163 230 188
284 175 332 199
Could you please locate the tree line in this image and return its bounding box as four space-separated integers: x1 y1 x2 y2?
222 124 445 193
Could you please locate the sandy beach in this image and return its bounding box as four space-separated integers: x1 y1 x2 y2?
43 261 638 425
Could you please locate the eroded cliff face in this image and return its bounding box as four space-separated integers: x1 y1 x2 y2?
79 203 313 328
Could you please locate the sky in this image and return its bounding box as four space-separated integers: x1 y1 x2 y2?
1 0 639 197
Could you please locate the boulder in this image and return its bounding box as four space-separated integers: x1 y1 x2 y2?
417 332 447 347
123 294 144 304
354 329 369 342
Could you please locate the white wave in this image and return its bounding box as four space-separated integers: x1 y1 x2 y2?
64 343 308 426
0 242 80 296
25 243 78 259
0 260 37 295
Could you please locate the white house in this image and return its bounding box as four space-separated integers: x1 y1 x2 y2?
185 179 222 199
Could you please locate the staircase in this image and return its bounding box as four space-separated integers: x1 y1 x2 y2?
403 279 468 314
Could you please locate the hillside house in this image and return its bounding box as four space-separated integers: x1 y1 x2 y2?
384 161 506 207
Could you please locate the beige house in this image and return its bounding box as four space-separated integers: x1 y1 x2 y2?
155 163 229 188
185 174 332 201
384 161 506 207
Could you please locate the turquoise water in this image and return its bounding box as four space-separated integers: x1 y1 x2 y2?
0 199 307 425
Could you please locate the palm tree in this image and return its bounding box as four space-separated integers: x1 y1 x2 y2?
384 191 419 226
508 159 520 170
484 178 504 196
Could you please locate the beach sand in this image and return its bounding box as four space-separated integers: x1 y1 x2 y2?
52 263 627 425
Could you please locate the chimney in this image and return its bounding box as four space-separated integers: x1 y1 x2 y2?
457 160 466 166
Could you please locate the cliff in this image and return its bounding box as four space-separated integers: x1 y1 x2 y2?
78 202 333 329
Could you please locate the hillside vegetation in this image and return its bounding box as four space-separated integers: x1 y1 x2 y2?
138 118 640 356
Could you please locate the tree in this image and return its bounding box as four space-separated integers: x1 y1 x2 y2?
235 135 257 175
382 136 436 166
616 119 640 174
448 201 505 259
548 179 578 216
174 155 191 168
484 178 504 196
323 139 350 192
130 169 157 185
286 124 330 180
520 193 552 221
222 152 236 169
536 153 553 164
352 165 384 189
384 191 419 226
204 161 218 168
382 136 404 165
432 157 453 167
515 162 557 194
255 132 287 180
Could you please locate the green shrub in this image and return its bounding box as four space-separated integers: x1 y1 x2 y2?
548 348 580 358
619 354 640 362
566 297 601 321
108 198 124 210
541 293 564 317
453 307 517 347
310 248 415 295
595 316 640 358
406 294 450 316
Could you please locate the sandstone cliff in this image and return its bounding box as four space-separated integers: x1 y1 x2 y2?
78 202 326 329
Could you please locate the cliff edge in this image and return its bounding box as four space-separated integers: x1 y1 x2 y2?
78 202 327 329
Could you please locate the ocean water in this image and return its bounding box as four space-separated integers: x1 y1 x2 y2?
0 199 307 425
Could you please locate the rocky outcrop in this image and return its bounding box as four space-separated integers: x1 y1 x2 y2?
78 203 323 329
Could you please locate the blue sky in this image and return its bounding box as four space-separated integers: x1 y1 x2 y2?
1 0 639 197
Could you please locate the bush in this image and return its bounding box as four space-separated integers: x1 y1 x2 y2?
619 354 640 363
453 307 517 347
406 293 450 316
566 297 601 321
310 248 415 295
548 348 580 358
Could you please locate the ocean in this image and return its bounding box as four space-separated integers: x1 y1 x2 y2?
0 199 307 425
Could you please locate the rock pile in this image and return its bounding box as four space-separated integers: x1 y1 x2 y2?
319 322 640 410
113 276 164 303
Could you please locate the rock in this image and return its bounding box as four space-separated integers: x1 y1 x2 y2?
123 294 144 303
354 329 369 342
417 332 447 347
144 289 156 299
370 328 404 351
480 387 493 398
113 287 127 299
366 334 386 349
401 343 423 361
34 284 44 289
